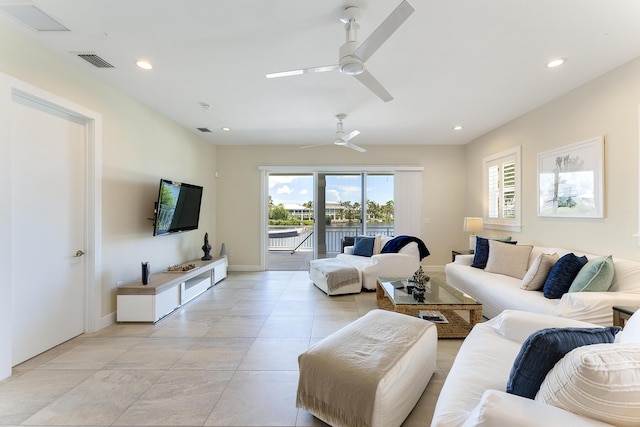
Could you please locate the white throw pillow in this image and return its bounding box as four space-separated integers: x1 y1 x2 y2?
536 343 640 427
485 240 533 279
373 235 383 254
521 253 559 291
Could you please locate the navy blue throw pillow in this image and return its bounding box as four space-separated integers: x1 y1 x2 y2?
543 253 588 299
471 237 516 269
352 236 375 257
506 326 620 399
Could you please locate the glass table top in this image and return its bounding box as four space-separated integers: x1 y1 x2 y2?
378 276 479 306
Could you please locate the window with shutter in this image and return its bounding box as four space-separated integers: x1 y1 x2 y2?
483 147 521 231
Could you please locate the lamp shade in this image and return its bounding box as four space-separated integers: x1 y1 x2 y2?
463 217 484 233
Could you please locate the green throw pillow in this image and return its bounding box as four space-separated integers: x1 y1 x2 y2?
568 255 615 292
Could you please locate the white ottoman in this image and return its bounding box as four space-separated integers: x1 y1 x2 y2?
297 309 438 427
309 258 361 295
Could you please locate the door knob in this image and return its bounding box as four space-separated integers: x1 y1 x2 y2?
74 250 85 257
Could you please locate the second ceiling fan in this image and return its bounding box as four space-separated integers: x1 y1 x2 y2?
266 1 415 102
302 114 365 152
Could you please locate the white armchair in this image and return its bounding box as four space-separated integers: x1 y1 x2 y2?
336 235 422 290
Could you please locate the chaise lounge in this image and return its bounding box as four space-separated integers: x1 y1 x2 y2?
309 235 429 295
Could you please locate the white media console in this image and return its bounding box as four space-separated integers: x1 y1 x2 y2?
116 256 227 322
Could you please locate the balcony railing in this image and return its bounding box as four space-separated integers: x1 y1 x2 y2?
268 225 394 253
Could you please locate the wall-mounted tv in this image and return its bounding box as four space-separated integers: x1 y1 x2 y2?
153 179 203 236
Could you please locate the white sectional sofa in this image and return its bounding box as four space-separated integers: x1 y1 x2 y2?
337 235 421 291
445 245 640 326
431 310 640 427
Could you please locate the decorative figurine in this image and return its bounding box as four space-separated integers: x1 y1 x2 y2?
412 266 430 289
201 232 212 260
411 266 430 302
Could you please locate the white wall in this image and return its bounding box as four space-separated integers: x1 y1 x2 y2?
0 22 217 378
465 57 640 259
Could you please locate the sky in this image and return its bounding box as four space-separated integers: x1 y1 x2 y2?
269 174 394 206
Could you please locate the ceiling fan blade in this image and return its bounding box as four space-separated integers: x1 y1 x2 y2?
343 130 360 142
266 64 339 79
353 0 415 63
300 143 330 149
353 70 393 102
344 142 366 152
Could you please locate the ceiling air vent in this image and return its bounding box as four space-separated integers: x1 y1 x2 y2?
77 53 114 68
197 127 212 133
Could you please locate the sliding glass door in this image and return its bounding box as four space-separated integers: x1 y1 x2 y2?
267 174 314 270
262 167 420 271
317 172 394 257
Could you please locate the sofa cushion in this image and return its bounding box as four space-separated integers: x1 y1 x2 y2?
543 253 588 299
506 326 620 399
471 236 514 269
352 236 375 257
616 310 640 344
485 241 533 279
521 253 559 291
568 255 615 293
536 343 640 427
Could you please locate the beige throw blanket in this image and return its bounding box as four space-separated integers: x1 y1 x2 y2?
296 309 432 427
314 259 359 293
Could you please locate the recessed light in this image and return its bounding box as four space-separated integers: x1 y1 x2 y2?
546 58 567 68
221 127 231 132
453 125 463 131
135 60 153 70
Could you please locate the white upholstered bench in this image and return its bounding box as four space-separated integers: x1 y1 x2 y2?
296 309 437 427
309 258 361 295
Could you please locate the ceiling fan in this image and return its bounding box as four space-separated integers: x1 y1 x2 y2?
266 1 415 102
302 114 365 152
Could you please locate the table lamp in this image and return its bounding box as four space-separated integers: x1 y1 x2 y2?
463 217 484 252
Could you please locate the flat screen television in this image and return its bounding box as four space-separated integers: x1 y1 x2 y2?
153 179 203 236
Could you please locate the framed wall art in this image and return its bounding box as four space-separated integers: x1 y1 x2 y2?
537 136 604 218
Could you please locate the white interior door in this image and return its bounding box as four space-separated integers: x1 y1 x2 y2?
11 94 86 365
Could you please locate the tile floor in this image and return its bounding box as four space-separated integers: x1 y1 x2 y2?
0 270 463 427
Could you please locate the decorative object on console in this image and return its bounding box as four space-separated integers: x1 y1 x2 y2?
219 242 227 256
463 217 483 252
167 263 196 272
201 232 212 260
141 261 150 285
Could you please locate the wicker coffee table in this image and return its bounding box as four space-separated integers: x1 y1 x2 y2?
376 276 482 338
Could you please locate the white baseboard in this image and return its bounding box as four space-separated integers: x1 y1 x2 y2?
98 312 116 331
421 265 445 273
228 265 263 272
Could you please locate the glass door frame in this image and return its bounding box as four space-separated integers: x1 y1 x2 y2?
259 166 423 270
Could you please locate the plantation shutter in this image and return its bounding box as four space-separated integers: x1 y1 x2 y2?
483 147 521 229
